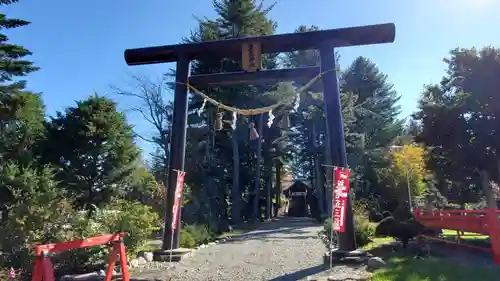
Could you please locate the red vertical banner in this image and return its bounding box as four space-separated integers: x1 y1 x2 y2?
332 167 351 233
171 170 186 230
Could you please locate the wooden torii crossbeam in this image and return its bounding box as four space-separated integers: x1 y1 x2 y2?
124 23 396 258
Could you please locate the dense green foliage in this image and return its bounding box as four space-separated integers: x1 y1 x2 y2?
180 224 215 248
39 95 141 208
414 47 500 208
321 215 374 249
2 0 500 278
0 1 163 277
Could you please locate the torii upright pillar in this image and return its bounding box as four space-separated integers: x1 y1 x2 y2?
124 23 395 258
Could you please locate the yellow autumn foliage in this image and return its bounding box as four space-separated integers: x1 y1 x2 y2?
385 143 428 201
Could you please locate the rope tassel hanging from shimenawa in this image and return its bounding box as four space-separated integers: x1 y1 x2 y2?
231 112 237 130
197 99 207 116
214 112 223 131
249 122 259 140
267 110 274 128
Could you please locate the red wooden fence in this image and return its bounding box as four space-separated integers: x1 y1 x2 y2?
31 232 130 281
415 208 500 265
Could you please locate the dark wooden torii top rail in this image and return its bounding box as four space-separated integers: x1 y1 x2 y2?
124 23 395 66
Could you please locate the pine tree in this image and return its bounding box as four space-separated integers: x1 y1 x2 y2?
40 95 140 209
0 0 44 160
179 0 287 227
0 0 39 93
343 57 402 147
0 0 48 227
342 57 403 200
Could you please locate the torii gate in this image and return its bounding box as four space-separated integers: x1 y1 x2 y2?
124 23 395 258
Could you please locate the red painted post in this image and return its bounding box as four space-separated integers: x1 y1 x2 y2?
41 257 55 281
118 240 131 281
487 208 500 265
414 208 422 245
31 253 55 281
104 244 119 281
31 259 42 281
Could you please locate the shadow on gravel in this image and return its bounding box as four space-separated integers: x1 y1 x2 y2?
254 217 319 230
220 227 311 244
267 265 327 281
252 235 320 243
217 217 321 244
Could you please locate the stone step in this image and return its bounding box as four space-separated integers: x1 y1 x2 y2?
152 248 193 262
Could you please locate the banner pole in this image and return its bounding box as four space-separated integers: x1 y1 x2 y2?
329 166 351 268
169 169 185 263
330 166 337 269
169 233 174 263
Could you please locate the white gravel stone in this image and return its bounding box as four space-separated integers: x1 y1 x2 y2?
140 251 154 262
129 258 139 268
133 217 332 281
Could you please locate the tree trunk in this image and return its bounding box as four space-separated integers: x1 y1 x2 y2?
265 174 272 219
206 111 220 230
314 155 325 216
253 114 264 220
323 135 334 216
311 122 325 217
263 135 273 220
230 127 241 225
480 170 496 208
497 159 500 184
274 160 282 217
217 177 229 232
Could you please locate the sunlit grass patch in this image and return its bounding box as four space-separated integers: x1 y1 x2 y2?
362 237 395 250
370 256 500 281
442 229 488 240
440 229 490 248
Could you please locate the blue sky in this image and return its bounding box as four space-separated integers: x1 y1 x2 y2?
4 0 500 155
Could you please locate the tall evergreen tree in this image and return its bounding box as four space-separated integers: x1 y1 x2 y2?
0 0 44 164
415 47 500 207
40 95 140 209
342 57 403 200
0 0 39 93
0 0 46 221
178 0 293 227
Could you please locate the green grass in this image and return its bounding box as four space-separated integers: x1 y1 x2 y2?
442 229 488 240
362 237 395 250
440 229 490 248
364 234 498 280
370 256 500 281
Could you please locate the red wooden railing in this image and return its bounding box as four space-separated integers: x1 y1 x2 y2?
31 232 130 281
415 208 500 264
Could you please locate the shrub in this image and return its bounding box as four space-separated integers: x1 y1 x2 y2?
382 211 393 218
369 211 384 223
354 215 375 246
180 229 196 248
106 200 161 255
375 216 425 247
443 203 461 210
183 223 214 245
392 204 414 221
320 215 374 249
53 200 161 275
0 165 75 278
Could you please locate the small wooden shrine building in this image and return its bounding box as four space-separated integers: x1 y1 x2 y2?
284 180 315 217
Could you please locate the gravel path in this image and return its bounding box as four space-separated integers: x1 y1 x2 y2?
133 217 356 281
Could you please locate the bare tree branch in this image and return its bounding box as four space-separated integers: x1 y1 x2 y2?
110 75 174 154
